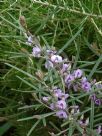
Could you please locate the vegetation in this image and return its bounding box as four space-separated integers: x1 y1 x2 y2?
0 0 102 136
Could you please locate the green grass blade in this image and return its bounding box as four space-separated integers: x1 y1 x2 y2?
0 122 12 136
27 120 40 136
87 54 102 80
58 27 83 54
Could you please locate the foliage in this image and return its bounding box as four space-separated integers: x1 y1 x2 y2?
0 0 102 136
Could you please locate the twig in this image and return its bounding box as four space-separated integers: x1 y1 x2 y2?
32 0 102 19
90 18 102 37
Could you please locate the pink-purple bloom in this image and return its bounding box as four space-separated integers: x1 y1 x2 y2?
74 69 83 78
51 55 63 63
95 83 102 89
95 99 101 106
90 94 96 101
61 63 69 72
46 50 56 56
81 77 87 83
91 94 101 106
81 81 91 92
78 118 89 127
42 97 51 102
56 100 67 110
50 103 55 110
65 74 74 84
45 61 54 69
96 125 102 134
53 88 62 98
56 110 68 119
53 87 69 100
59 93 69 100
32 46 41 57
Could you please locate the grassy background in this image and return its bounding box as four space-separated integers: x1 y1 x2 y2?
0 0 102 136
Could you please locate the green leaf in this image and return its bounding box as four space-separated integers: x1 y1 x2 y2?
87 54 102 80
27 120 40 136
58 27 83 54
0 122 12 136
90 100 94 129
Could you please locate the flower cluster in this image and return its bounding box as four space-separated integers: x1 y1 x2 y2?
24 35 102 135
43 87 69 119
31 44 102 108
27 39 102 134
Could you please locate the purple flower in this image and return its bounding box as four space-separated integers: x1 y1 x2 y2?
52 87 69 100
56 110 68 119
95 83 102 89
42 97 51 102
74 69 83 78
90 94 96 101
61 63 70 72
32 46 41 57
79 118 89 127
50 103 55 110
56 100 67 110
95 99 101 106
46 50 56 56
65 74 74 84
51 55 63 63
45 61 54 69
59 93 69 100
90 94 101 106
53 88 62 98
81 77 87 83
82 81 91 92
96 125 102 134
26 36 33 46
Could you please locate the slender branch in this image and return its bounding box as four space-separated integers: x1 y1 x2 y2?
32 0 102 19
90 18 102 37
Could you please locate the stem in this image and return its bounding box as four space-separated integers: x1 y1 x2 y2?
32 0 102 19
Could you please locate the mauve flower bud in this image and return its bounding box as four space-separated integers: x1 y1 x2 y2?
95 82 102 89
81 77 87 83
56 100 67 110
90 94 96 101
53 88 62 98
82 81 91 92
50 103 55 110
74 69 83 78
28 36 33 43
96 125 102 134
46 50 56 56
61 63 69 72
45 61 54 69
32 46 41 57
42 97 51 102
79 118 89 128
59 93 69 100
51 55 63 63
65 74 74 84
26 36 33 46
56 110 68 119
95 99 101 106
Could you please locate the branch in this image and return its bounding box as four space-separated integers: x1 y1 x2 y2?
32 0 102 19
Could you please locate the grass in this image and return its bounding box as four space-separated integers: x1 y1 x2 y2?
0 0 102 136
